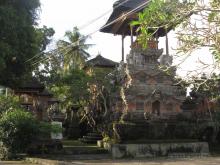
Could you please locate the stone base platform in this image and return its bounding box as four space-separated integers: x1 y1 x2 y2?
110 142 209 159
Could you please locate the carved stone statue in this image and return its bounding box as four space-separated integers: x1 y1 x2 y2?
159 54 173 66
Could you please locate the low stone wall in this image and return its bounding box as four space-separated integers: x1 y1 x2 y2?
110 142 209 159
114 122 202 141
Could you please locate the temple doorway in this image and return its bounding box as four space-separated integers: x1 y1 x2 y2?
152 100 160 115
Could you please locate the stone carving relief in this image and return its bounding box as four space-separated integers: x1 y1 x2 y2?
116 44 186 119
151 89 162 100
166 102 173 111
159 54 173 66
136 72 146 83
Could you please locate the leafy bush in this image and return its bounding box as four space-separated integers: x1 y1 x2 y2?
0 109 39 159
0 95 21 116
0 95 63 159
37 121 63 139
0 142 10 160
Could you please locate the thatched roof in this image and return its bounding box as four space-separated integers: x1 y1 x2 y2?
48 98 60 103
38 89 53 97
87 55 118 68
100 0 170 37
18 77 44 91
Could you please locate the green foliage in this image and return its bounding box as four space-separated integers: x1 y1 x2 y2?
0 0 39 86
36 26 55 52
190 73 220 99
0 142 10 160
0 0 54 87
0 109 39 159
37 121 62 139
131 0 193 48
57 27 91 71
177 0 220 61
50 69 91 108
0 95 60 159
0 107 61 159
133 0 220 72
35 27 92 111
51 123 63 134
79 66 119 137
0 95 21 117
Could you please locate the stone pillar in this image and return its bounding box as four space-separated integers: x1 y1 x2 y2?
122 35 125 62
165 32 169 55
130 26 134 45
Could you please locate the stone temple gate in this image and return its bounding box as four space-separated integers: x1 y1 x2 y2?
98 1 209 158
100 0 186 120
115 42 186 120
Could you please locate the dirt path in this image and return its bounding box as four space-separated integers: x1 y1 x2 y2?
70 157 220 165
2 157 220 165
0 161 35 165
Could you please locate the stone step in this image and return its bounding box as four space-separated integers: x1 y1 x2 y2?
82 135 102 140
79 132 103 144
87 132 102 137
78 138 98 144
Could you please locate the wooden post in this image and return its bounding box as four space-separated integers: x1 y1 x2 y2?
130 26 134 46
122 35 125 62
5 88 8 97
165 31 169 55
156 38 159 49
155 32 159 50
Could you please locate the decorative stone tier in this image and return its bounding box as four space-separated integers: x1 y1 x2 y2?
113 42 186 119
131 40 159 50
110 142 209 159
114 121 202 141
127 48 163 66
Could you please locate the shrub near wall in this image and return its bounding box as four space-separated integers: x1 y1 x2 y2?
114 121 203 142
0 95 21 116
0 109 39 160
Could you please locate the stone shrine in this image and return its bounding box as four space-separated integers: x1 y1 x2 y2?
99 0 209 158
100 0 186 120
113 41 186 120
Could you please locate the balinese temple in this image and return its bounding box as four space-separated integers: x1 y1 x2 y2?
14 78 59 121
87 54 118 69
85 54 118 77
100 0 186 119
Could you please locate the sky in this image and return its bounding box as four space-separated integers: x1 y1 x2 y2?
39 0 128 62
39 0 215 77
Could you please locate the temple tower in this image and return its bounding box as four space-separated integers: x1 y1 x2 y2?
121 41 185 120
100 0 186 120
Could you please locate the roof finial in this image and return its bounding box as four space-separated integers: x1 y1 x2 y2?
97 52 101 57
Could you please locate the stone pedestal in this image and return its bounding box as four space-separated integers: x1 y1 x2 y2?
110 142 209 159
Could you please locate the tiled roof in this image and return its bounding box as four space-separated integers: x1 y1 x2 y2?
38 89 53 97
100 0 174 37
87 55 118 68
100 0 149 35
18 77 44 90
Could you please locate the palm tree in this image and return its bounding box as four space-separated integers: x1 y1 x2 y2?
57 27 92 71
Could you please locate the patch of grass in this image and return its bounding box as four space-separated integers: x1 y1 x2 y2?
62 140 96 147
61 140 108 154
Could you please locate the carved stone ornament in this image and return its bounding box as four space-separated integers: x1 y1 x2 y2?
152 89 162 100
